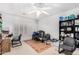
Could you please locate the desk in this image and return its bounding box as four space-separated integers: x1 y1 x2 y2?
0 38 11 55
0 40 2 55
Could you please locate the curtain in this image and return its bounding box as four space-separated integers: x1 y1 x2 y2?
13 24 27 36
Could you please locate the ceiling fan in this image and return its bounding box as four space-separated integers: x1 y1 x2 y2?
28 3 51 17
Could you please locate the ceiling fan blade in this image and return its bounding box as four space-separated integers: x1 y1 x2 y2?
32 6 37 9
36 11 41 17
41 10 49 15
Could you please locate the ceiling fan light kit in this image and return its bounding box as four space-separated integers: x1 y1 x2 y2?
28 3 51 17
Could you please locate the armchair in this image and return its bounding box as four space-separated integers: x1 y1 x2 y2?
59 37 76 54
43 34 50 44
12 34 22 47
37 30 45 42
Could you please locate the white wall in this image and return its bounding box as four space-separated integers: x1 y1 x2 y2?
1 4 79 40
2 13 37 40
39 15 59 39
0 4 59 40
0 4 37 40
39 8 79 39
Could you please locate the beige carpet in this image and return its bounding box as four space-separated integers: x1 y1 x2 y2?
24 40 51 53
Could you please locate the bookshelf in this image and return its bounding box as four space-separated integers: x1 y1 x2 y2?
0 14 2 39
59 18 79 53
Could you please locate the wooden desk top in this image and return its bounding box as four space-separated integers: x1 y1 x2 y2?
0 37 10 43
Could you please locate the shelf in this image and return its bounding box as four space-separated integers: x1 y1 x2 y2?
74 25 79 27
60 31 73 34
59 18 79 38
59 17 79 49
60 18 79 22
60 26 73 28
75 31 79 33
60 19 73 22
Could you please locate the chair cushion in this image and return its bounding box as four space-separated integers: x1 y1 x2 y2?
63 37 75 47
13 35 19 40
61 45 75 51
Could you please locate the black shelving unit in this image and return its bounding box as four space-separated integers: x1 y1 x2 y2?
58 18 79 53
0 15 2 55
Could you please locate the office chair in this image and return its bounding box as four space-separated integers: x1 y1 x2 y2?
75 33 79 47
43 34 51 44
38 30 45 42
32 32 39 40
0 40 2 55
59 37 76 54
12 34 22 47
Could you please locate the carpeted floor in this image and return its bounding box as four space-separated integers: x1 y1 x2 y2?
24 40 51 53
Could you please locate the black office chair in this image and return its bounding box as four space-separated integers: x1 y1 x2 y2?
43 34 51 44
0 40 2 55
59 37 76 54
12 34 22 47
75 33 79 47
38 30 45 42
43 34 50 40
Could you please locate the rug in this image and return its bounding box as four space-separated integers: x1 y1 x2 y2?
24 40 51 53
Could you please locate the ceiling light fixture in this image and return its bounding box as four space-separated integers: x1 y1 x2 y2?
28 3 51 17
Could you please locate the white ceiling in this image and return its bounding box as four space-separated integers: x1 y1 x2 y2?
0 3 79 19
